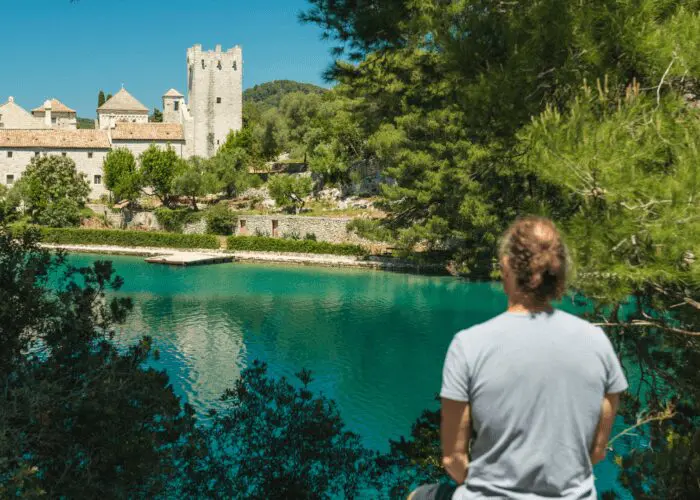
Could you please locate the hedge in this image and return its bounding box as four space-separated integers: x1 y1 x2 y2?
17 226 220 250
226 236 366 256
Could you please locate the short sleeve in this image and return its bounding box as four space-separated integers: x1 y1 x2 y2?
597 328 629 394
440 334 470 402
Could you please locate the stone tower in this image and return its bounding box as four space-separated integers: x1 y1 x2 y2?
186 44 243 158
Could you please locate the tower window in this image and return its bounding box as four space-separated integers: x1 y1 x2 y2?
6 174 14 185
88 152 93 159
174 101 179 111
217 61 222 70
216 97 222 104
62 152 67 157
201 59 205 69
94 175 102 185
233 60 237 71
7 151 12 158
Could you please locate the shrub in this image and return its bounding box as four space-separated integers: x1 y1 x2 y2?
304 233 317 241
205 204 237 236
17 226 220 249
226 236 366 256
154 207 202 233
267 175 313 213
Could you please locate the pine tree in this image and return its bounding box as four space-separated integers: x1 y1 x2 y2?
97 90 106 108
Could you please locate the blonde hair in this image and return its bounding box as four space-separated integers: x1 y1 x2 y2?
499 216 569 302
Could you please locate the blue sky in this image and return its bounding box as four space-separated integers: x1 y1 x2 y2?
0 0 333 117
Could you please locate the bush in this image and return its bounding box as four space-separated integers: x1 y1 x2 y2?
154 207 202 233
204 204 237 236
16 226 220 249
226 236 366 256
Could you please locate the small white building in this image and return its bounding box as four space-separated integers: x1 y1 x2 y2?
0 97 45 129
110 122 186 158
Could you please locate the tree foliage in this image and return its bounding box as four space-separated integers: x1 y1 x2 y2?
0 227 204 497
302 0 700 497
12 155 90 227
103 148 140 203
267 174 313 213
139 145 184 208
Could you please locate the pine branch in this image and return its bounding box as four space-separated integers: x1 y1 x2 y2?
595 320 700 337
608 404 676 447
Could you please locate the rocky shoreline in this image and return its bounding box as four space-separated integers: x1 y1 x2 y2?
41 243 447 274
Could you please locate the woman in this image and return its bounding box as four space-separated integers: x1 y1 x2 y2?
410 216 628 500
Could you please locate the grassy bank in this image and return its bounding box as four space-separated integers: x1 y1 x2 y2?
17 226 220 250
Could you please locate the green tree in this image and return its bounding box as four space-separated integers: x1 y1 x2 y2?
102 148 141 203
0 227 204 497
12 155 90 227
150 107 163 123
172 157 217 209
139 145 183 207
201 361 380 498
97 90 106 108
267 174 313 214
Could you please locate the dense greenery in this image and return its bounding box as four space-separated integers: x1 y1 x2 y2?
0 228 203 497
139 145 185 208
205 203 237 235
20 226 220 249
9 155 90 227
76 117 94 129
103 148 140 203
153 207 203 233
226 235 366 256
267 174 314 213
243 80 327 111
301 0 700 497
0 227 380 497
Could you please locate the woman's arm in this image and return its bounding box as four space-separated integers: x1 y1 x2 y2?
590 392 620 465
441 398 471 483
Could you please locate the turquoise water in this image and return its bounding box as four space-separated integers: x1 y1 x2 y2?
65 254 624 495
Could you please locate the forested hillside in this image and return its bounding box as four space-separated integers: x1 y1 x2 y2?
244 80 327 110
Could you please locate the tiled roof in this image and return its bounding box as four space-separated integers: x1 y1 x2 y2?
163 88 184 97
0 129 110 149
98 88 149 113
31 98 76 114
111 123 185 141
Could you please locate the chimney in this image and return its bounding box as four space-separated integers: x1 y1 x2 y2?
44 100 52 127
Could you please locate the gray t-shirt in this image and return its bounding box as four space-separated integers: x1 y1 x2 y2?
441 310 628 500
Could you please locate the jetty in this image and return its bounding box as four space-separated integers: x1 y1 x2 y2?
144 252 233 266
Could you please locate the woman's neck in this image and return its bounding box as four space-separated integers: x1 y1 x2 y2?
507 296 553 315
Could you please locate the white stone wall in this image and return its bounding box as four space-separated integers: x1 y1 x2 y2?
98 112 148 130
234 215 368 244
112 140 186 159
0 149 109 199
186 44 243 158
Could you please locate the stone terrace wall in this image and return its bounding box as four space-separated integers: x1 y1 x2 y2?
235 215 366 244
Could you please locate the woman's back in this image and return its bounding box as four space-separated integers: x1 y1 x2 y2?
442 309 627 499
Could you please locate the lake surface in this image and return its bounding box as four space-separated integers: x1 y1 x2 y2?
65 253 625 495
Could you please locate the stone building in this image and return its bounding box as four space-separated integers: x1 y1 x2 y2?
31 99 77 129
0 129 111 197
0 44 242 199
97 88 149 129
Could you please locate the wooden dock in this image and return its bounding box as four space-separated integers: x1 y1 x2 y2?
144 252 233 266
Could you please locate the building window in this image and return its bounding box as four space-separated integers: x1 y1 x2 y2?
217 140 220 145
52 117 57 124
61 152 67 157
174 101 179 111
94 175 102 185
6 175 14 185
272 220 279 237
88 152 93 159
34 152 40 157
7 151 12 158
239 219 248 235
0 123 4 128
216 97 222 104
